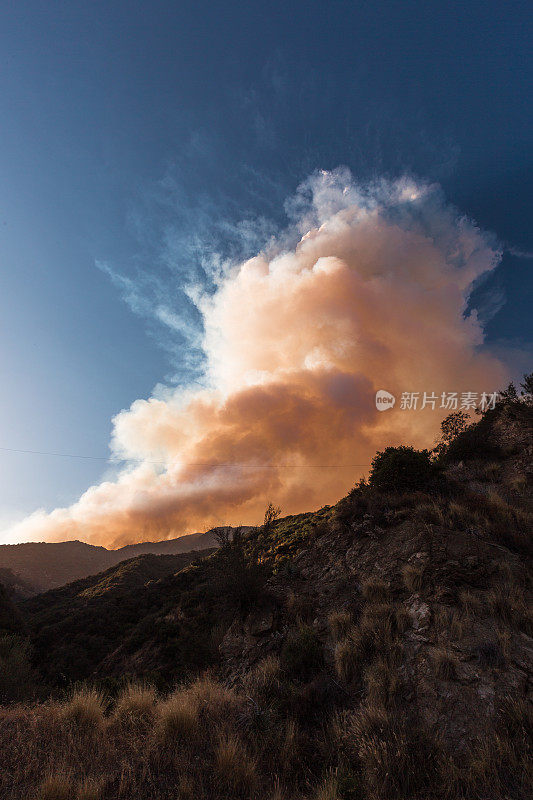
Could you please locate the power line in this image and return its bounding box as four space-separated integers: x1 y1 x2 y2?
0 446 370 468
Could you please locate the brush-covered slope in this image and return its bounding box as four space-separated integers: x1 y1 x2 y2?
22 550 213 685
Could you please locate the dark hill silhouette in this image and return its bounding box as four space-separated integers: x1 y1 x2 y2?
0 526 249 596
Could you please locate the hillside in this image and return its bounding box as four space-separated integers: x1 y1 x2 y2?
0 526 246 595
21 549 214 686
1 389 532 800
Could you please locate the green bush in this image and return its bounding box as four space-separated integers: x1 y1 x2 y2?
369 446 441 492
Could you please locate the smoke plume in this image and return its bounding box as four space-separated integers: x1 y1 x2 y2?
4 170 508 547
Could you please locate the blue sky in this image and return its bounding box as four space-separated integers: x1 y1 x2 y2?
0 0 531 529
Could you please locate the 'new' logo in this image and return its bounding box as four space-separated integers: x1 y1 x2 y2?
375 390 396 411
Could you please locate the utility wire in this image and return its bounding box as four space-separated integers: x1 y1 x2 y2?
0 446 370 468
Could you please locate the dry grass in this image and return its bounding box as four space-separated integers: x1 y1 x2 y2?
60 687 105 731
112 683 156 723
76 777 103 800
437 695 532 799
348 704 438 800
486 586 533 634
175 774 195 800
285 590 314 622
156 689 200 744
359 602 403 651
38 773 73 800
0 648 529 800
242 654 281 702
313 773 339 800
401 563 424 593
414 501 445 526
479 462 501 482
458 589 482 616
361 579 390 604
334 630 368 684
328 610 353 641
432 647 458 680
279 717 300 770
504 473 527 493
364 656 402 707
434 606 465 641
214 734 257 793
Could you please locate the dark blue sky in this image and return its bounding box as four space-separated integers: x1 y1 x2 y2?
0 0 531 525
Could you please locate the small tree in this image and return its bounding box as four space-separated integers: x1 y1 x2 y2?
263 502 281 533
499 381 518 402
217 527 268 610
520 371 533 402
214 527 232 549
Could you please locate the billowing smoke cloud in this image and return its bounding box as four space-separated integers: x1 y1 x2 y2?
4 170 508 547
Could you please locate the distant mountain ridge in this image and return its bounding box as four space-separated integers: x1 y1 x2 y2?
0 526 250 596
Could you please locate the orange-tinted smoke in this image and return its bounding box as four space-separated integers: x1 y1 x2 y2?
3 171 508 546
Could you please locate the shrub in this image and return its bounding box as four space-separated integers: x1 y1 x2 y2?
443 418 501 462
281 625 324 679
216 528 269 610
369 446 442 493
435 411 470 456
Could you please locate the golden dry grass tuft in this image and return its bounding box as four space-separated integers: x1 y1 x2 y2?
214 734 257 794
156 690 199 745
364 656 402 707
285 590 314 622
60 687 105 731
113 682 156 723
458 589 482 616
242 654 281 702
